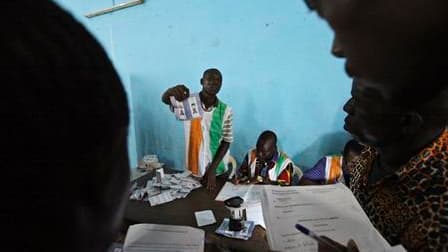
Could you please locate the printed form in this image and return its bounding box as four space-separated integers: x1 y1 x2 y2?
261 183 391 252
123 224 204 252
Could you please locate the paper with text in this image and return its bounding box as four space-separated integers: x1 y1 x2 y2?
215 182 266 228
215 182 264 204
262 183 391 252
123 223 204 252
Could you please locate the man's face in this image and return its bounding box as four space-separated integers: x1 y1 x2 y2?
201 72 222 96
256 139 276 162
343 78 404 147
305 0 447 84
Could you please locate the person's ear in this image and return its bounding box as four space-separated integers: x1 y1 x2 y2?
400 112 423 135
200 78 204 86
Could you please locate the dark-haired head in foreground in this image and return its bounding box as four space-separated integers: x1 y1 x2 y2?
1 1 129 252
305 0 448 103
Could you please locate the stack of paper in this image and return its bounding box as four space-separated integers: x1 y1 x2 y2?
123 224 204 252
261 183 391 252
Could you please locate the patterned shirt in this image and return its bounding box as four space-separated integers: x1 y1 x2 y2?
350 129 448 251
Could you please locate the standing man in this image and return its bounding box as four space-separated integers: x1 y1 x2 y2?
162 68 233 191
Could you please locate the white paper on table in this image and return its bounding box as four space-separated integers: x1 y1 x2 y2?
215 182 264 204
173 170 192 179
386 245 407 252
215 182 266 228
194 210 216 227
148 191 174 206
123 223 204 252
245 202 265 228
180 177 202 190
261 183 391 252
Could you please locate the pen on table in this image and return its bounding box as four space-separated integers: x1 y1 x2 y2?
295 223 345 252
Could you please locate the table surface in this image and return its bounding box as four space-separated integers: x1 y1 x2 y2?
122 170 271 252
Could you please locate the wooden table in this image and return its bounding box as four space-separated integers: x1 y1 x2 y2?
121 170 270 251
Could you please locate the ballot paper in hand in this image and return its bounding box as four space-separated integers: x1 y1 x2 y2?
261 183 391 252
123 223 204 252
170 93 203 121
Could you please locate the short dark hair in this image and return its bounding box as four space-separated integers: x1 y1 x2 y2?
203 68 222 80
1 1 129 251
258 130 278 144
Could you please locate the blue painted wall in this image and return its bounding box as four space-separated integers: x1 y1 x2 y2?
54 0 351 171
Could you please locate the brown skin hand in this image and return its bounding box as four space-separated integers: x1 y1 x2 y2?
318 236 359 252
202 141 230 191
161 84 190 104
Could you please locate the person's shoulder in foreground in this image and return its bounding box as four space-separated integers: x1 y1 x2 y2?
345 78 448 250
350 129 448 251
2 1 130 252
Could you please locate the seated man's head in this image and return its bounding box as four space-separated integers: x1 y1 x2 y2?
200 68 222 97
256 130 278 162
305 0 448 101
343 78 448 148
2 1 129 252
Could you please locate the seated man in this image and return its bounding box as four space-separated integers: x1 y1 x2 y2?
233 130 295 186
161 69 233 191
342 78 448 250
300 140 364 185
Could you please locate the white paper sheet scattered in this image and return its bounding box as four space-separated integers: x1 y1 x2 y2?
194 210 216 227
261 183 391 252
148 191 174 206
130 171 202 205
123 224 204 252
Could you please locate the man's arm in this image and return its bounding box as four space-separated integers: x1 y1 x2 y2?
400 208 448 251
232 155 250 184
161 84 190 105
204 141 230 190
204 107 233 190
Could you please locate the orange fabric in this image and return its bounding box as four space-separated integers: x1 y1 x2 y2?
249 150 257 166
277 166 291 185
188 118 202 176
328 156 342 183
